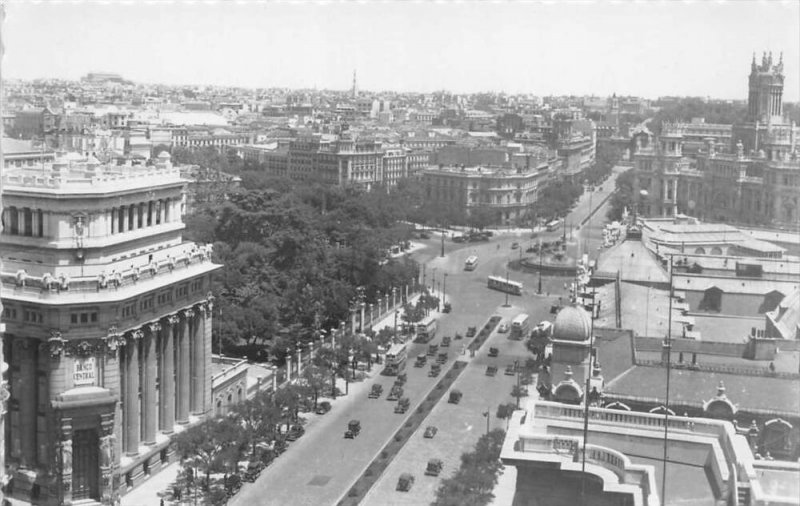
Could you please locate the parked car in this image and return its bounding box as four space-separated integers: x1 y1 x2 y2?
448 390 463 404
511 242 519 249
429 364 441 377
395 397 410 414
443 302 452 313
427 344 439 356
441 336 451 347
452 235 466 243
369 384 383 399
396 373 408 385
505 364 517 376
419 232 430 239
243 460 263 482
285 425 305 441
425 459 444 477
498 323 509 333
488 347 499 357
387 385 403 401
436 352 448 364
486 365 498 377
423 426 438 439
466 326 477 337
454 332 463 340
345 419 361 439
315 401 332 414
397 473 415 492
414 355 427 367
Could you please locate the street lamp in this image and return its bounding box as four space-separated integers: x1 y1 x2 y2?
442 273 448 306
515 360 521 408
440 230 446 257
482 408 491 435
503 269 510 307
537 242 543 295
431 267 437 293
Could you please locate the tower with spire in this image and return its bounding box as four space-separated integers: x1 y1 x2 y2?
747 50 784 125
352 69 358 99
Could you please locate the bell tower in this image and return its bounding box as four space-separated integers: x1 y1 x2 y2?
747 51 784 125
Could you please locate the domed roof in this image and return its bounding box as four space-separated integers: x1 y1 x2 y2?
553 304 591 342
157 151 171 159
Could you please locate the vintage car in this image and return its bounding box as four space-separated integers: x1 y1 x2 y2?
436 352 448 364
505 364 517 376
395 397 410 414
414 355 427 367
448 390 463 404
441 336 451 347
488 347 499 357
315 401 332 414
396 373 408 386
345 419 361 439
498 323 509 333
423 426 438 439
285 425 305 441
466 326 477 337
454 332 463 340
369 384 383 399
425 459 444 477
387 385 404 401
486 365 498 377
427 343 439 356
429 364 441 377
443 302 452 313
397 473 415 492
243 460 263 483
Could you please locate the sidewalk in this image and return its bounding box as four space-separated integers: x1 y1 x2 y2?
122 292 435 506
121 461 181 506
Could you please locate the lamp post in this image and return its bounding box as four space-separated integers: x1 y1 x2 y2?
537 241 543 295
394 310 399 343
503 269 510 307
440 229 446 257
515 360 521 409
482 408 491 435
442 273 448 306
431 267 437 293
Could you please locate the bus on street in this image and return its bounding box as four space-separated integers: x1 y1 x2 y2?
511 313 530 340
487 275 523 295
546 219 562 232
464 255 479 271
384 343 407 375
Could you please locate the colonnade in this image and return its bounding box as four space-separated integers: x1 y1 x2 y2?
121 302 210 455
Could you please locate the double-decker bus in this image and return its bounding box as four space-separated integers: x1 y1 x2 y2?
511 313 530 340
464 255 479 271
546 219 562 232
383 343 407 375
487 275 523 295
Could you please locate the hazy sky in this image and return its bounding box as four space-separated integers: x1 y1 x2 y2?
3 0 799 100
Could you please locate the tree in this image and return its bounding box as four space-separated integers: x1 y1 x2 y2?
174 417 245 491
432 429 506 506
231 391 281 457
606 168 635 222
300 364 330 409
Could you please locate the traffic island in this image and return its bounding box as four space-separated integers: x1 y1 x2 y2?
337 316 501 506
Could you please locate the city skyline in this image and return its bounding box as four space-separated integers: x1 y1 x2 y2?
2 0 799 100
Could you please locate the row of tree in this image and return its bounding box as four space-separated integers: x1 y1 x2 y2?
173 146 424 363
432 429 507 506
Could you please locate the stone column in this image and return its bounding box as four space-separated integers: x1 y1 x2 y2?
191 306 205 415
142 322 159 445
177 310 192 423
124 330 142 455
58 418 74 505
160 315 178 433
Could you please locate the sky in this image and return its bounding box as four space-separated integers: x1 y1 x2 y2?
2 0 799 100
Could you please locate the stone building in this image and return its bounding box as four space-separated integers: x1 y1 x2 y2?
0 153 221 504
631 52 799 226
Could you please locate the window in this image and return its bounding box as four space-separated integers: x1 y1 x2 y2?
3 307 17 320
122 303 135 319
71 314 78 324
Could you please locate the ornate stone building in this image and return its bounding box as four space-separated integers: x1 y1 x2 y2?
632 52 799 227
0 152 221 504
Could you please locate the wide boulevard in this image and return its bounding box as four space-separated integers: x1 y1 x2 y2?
230 166 625 506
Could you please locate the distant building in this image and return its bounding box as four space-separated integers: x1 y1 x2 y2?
421 160 552 225
632 52 799 227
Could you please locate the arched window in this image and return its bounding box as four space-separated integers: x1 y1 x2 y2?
694 247 706 254
216 400 222 416
237 387 243 404
710 246 723 255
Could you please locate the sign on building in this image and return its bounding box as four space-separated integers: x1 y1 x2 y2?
73 357 97 386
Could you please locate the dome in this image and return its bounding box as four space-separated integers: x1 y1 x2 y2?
552 304 591 341
157 151 171 159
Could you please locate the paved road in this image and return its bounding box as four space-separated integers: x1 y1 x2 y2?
233 176 618 506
